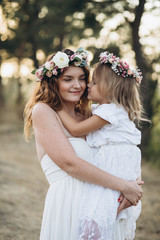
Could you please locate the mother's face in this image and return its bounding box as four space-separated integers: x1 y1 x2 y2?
57 65 87 104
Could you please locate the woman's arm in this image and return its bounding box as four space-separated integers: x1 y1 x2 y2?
32 103 143 205
57 109 109 136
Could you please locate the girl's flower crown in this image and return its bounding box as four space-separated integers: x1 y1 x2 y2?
32 47 89 82
99 51 143 84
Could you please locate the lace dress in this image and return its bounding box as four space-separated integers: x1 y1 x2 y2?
78 103 142 240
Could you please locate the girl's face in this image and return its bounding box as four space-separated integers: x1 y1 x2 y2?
57 65 86 104
87 72 107 104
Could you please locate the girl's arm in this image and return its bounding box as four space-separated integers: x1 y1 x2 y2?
117 197 132 216
32 103 143 205
57 108 109 136
117 176 143 215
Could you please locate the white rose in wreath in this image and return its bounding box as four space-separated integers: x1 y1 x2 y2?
100 52 107 58
45 61 54 71
52 52 69 69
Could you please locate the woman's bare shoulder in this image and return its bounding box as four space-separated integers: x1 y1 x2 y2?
32 103 56 118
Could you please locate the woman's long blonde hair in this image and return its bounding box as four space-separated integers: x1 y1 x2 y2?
94 63 146 125
24 49 90 141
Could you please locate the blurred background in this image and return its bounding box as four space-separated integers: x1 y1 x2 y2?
0 0 160 239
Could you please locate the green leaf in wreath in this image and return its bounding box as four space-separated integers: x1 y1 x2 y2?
74 56 82 62
43 68 47 75
31 69 36 75
76 47 83 53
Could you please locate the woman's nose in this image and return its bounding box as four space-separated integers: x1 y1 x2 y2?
73 79 81 88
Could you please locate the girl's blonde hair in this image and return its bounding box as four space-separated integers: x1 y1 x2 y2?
24 49 90 141
94 63 146 125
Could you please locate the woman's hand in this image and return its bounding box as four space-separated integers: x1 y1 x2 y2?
117 195 132 216
122 180 144 206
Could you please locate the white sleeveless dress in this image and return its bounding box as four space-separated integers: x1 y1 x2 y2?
40 138 92 240
39 137 126 240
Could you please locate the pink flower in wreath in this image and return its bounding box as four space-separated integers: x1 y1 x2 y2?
52 69 58 75
124 62 129 69
136 76 142 84
109 58 114 63
35 68 43 81
127 69 133 75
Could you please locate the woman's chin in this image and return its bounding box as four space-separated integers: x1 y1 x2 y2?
65 96 82 103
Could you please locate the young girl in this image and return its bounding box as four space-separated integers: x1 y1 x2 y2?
58 51 144 240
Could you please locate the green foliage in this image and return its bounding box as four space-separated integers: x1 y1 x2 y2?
145 125 160 168
144 88 160 167
0 0 160 166
0 0 99 65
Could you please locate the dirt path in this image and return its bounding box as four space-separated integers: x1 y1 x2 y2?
0 122 160 240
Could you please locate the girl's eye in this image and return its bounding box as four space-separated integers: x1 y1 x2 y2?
79 78 85 81
91 80 96 85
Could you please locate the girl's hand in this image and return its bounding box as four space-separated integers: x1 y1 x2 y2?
117 196 132 216
122 180 144 206
136 176 143 186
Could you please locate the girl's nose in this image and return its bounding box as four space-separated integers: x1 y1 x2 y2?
87 82 91 87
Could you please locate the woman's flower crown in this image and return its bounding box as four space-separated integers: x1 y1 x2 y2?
32 47 89 82
99 51 143 84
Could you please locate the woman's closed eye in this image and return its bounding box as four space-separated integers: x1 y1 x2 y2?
64 78 85 82
64 78 72 82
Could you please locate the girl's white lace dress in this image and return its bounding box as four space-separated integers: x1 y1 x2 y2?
78 103 142 240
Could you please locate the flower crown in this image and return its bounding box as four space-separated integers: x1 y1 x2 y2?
99 51 143 84
32 47 89 82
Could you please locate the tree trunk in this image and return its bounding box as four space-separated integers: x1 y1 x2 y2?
32 38 39 68
16 58 23 107
59 33 64 50
16 41 25 107
130 0 157 145
0 56 4 106
130 0 148 110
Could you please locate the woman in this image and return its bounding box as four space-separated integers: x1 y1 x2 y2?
24 48 143 240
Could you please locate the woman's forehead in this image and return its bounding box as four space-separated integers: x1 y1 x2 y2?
63 65 85 76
